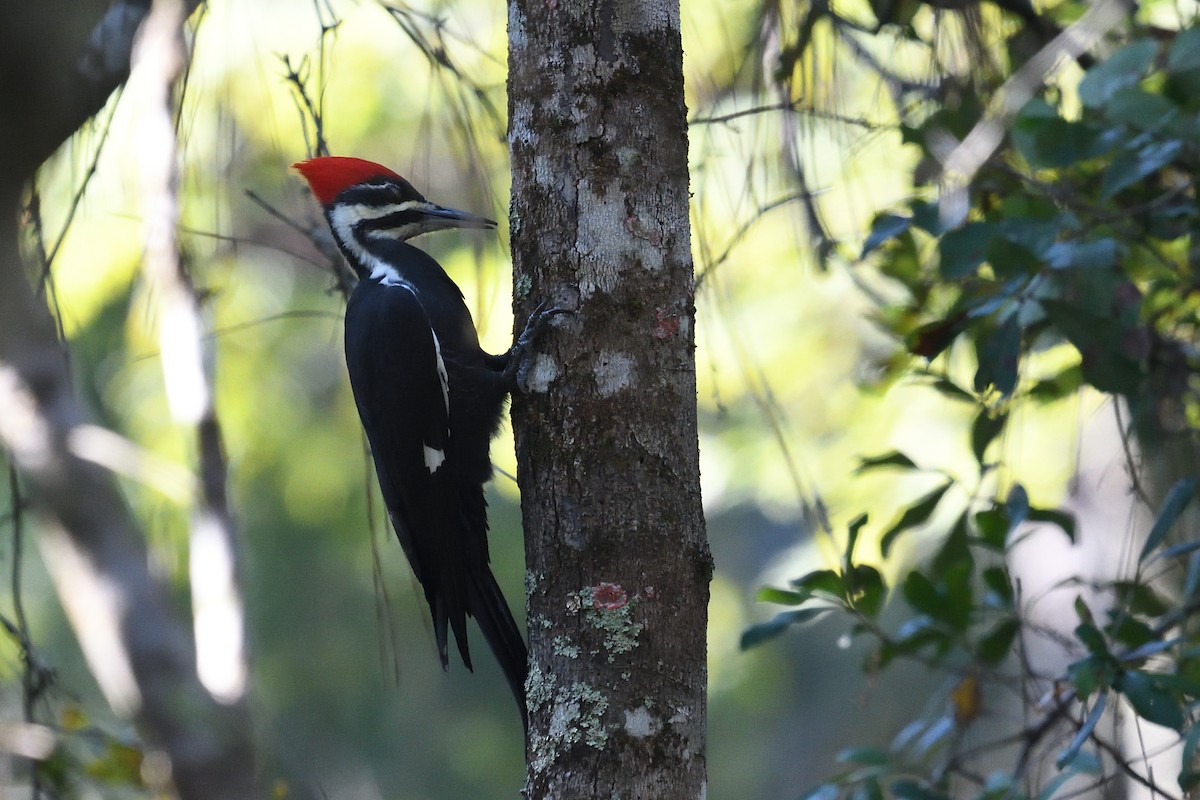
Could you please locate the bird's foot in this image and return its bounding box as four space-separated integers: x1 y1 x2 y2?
503 300 574 390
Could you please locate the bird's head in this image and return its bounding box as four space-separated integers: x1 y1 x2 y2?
293 156 496 252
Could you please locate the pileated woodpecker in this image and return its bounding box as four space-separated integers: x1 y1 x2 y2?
294 156 547 728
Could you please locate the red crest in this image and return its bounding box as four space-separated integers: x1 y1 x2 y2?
292 156 403 206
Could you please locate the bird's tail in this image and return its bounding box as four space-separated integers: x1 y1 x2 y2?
468 567 529 731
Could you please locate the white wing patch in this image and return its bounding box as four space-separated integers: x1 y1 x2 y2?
431 330 450 416
423 445 446 473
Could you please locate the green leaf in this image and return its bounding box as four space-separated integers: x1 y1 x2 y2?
837 746 889 765
1074 595 1095 625
908 314 969 359
939 223 992 278
863 214 913 257
910 201 944 234
1013 100 1106 168
881 481 953 557
740 607 835 650
1168 28 1200 73
848 565 886 619
891 780 949 800
1045 239 1118 271
1078 40 1157 108
757 586 809 605
1028 364 1083 404
902 571 943 617
845 513 869 566
941 560 974 630
791 569 846 598
975 507 1009 550
1113 581 1169 617
977 618 1020 665
1068 655 1105 697
1116 670 1185 730
1178 720 1200 790
856 451 917 474
981 566 1013 606
1101 139 1182 199
1106 615 1157 650
1167 28 1200 94
927 375 976 403
1040 299 1145 396
852 779 884 800
1056 692 1107 769
974 316 1021 397
1027 506 1076 543
1103 88 1177 131
1140 476 1198 562
971 410 1008 465
1075 623 1109 656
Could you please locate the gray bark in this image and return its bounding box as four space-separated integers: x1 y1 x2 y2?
508 0 712 796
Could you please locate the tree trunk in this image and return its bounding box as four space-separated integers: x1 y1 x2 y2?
507 0 711 797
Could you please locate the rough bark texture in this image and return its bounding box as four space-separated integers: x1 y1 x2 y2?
508 0 712 797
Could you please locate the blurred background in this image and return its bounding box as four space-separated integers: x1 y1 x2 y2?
0 0 1180 797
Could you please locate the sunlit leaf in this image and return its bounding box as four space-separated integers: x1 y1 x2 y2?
856 451 918 474
757 586 810 605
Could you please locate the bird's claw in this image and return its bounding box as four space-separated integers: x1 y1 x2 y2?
516 301 572 350
504 301 575 389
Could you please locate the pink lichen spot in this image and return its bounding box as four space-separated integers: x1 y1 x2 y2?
643 586 656 600
592 582 628 610
653 307 680 340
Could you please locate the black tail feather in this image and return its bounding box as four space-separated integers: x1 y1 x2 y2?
467 568 529 731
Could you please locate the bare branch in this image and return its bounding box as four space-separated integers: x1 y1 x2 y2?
129 0 247 707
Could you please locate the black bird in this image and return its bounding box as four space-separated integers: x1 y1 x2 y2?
295 156 547 728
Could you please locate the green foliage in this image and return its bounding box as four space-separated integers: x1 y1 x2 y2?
747 22 1200 800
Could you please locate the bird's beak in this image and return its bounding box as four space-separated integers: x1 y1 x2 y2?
418 203 497 231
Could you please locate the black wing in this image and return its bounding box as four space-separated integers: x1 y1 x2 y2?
344 280 473 670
